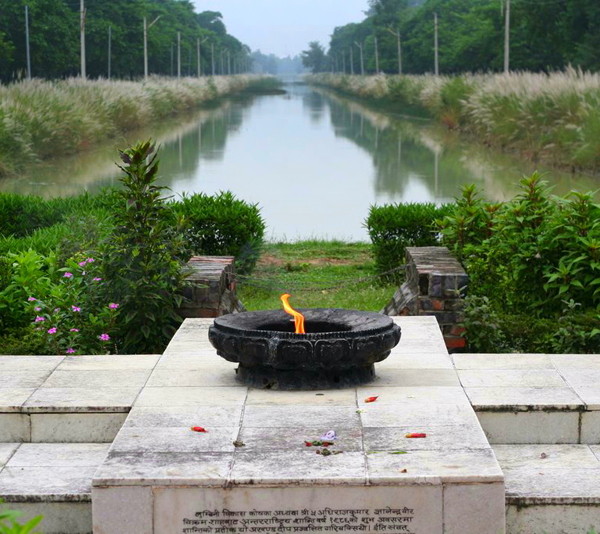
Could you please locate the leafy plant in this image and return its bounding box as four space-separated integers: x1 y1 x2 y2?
99 140 188 354
26 256 118 355
0 500 43 534
440 173 600 353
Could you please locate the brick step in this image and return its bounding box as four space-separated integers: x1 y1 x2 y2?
0 443 109 534
494 444 600 534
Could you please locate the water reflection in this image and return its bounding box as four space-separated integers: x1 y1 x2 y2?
1 80 598 240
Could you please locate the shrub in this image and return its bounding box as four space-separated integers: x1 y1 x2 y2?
0 194 59 238
366 202 452 281
99 140 188 354
0 250 57 331
440 172 600 353
172 191 266 274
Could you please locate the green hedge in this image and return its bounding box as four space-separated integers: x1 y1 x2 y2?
172 191 266 274
366 202 452 280
0 191 119 238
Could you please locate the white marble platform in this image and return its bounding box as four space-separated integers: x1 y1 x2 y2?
90 317 505 534
3 318 600 533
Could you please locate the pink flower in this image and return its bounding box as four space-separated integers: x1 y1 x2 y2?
99 333 110 341
70 328 79 332
71 305 81 312
34 316 45 322
28 297 37 302
53 308 60 313
93 277 102 282
66 348 76 354
34 307 41 312
109 303 119 310
64 272 73 278
47 327 57 335
86 258 95 263
78 261 87 267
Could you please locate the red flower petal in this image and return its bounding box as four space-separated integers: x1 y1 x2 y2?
305 441 313 447
405 433 426 438
191 426 208 433
365 396 379 403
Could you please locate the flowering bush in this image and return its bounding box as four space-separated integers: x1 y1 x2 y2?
26 256 119 355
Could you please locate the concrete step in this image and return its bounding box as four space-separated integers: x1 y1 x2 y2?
453 353 600 445
0 443 109 534
494 444 600 534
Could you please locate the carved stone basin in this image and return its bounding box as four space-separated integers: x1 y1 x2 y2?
208 309 401 390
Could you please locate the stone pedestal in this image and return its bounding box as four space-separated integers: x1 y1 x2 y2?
383 247 468 351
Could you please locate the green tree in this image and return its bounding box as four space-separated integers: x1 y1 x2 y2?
302 41 328 73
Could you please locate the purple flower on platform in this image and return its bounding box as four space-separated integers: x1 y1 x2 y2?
99 333 110 342
78 261 87 267
34 316 45 323
66 348 76 354
28 297 37 302
47 327 57 335
93 277 102 282
72 305 81 312
64 272 73 278
109 303 119 310
320 430 337 441
70 328 79 333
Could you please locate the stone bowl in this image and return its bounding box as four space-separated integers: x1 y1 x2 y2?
208 308 401 390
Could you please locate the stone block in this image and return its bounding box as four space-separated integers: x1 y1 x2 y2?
92 486 153 534
429 274 443 297
31 413 127 443
0 414 30 442
477 412 580 444
443 483 505 534
581 411 600 444
152 485 444 534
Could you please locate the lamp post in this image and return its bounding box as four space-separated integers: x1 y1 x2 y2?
143 15 162 79
385 27 402 75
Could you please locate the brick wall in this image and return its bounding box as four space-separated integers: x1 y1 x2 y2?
382 247 468 351
178 256 244 319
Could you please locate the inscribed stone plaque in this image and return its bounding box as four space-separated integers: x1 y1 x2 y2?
153 485 442 534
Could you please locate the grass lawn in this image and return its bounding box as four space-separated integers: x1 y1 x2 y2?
237 240 398 312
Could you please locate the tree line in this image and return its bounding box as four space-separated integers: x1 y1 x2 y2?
0 0 251 81
302 0 600 74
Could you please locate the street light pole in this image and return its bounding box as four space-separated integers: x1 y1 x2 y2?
354 41 364 75
108 26 112 79
144 15 161 79
504 0 511 73
197 37 208 76
25 5 31 80
434 12 439 75
177 31 181 78
386 27 402 75
80 0 86 79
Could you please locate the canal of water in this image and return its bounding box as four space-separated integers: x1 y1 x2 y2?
1 78 598 241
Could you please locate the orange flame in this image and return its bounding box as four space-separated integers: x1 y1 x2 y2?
280 293 305 334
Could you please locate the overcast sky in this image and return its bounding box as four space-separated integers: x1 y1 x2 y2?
192 0 368 57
